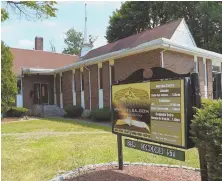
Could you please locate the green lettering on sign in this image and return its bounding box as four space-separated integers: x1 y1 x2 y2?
125 139 185 161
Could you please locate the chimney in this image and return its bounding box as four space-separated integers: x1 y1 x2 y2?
35 36 43 50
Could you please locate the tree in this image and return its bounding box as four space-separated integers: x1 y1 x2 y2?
62 28 97 55
1 1 57 22
1 41 17 113
106 2 222 53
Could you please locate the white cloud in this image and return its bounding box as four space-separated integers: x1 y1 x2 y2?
93 36 107 49
42 20 57 27
18 39 34 49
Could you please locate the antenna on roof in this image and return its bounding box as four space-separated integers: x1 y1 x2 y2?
83 3 88 44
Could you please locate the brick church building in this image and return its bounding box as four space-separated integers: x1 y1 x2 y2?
11 18 222 115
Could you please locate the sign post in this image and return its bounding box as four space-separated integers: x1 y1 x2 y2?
111 68 200 174
117 134 123 170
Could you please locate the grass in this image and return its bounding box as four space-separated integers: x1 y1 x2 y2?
2 118 200 181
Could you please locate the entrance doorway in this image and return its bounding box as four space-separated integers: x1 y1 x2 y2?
33 83 49 104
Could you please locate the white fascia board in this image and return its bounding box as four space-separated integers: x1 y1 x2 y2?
23 38 221 75
22 68 55 75
54 38 164 74
161 38 222 61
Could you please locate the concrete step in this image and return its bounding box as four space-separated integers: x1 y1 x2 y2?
31 104 65 117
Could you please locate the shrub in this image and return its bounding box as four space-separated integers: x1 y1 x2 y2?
64 105 83 118
190 99 222 181
91 107 111 121
6 107 28 117
81 109 91 119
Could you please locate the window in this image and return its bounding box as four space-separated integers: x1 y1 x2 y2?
81 72 84 91
17 79 22 94
99 67 103 89
111 66 115 84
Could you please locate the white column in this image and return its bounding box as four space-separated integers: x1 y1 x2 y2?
16 77 23 107
60 73 63 108
194 55 198 73
98 63 103 108
203 58 208 98
72 70 76 106
80 67 85 109
54 74 57 105
109 60 114 109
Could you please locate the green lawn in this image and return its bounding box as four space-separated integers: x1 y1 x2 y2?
2 118 200 181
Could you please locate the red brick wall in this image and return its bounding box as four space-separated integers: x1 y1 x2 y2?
206 59 213 98
56 74 60 106
83 68 90 109
75 69 81 106
23 74 54 109
114 49 162 82
163 50 194 74
198 57 205 97
102 61 110 108
88 64 99 109
62 70 73 107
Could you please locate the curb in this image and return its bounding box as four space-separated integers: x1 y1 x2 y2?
49 162 200 181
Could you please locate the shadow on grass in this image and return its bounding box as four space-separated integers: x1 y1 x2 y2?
44 117 112 132
65 169 150 181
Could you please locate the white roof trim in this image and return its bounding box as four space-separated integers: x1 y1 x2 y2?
171 18 197 47
22 68 55 75
22 37 222 75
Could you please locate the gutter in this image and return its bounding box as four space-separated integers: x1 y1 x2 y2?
54 38 163 74
54 38 221 74
83 65 91 110
22 38 222 76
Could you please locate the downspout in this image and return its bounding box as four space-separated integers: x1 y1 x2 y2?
83 65 91 110
160 49 167 68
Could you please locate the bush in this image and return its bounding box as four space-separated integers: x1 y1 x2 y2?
81 109 91 119
64 105 83 118
91 107 111 121
6 107 28 117
190 99 222 181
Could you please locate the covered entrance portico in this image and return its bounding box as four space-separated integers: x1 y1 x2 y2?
21 68 59 109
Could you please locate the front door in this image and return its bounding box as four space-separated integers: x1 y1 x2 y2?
34 83 49 104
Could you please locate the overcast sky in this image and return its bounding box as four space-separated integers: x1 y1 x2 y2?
1 1 122 53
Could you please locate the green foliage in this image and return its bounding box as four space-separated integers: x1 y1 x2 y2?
1 8 8 21
1 41 17 113
91 107 111 121
106 2 222 53
62 28 97 55
190 99 222 181
64 105 83 118
62 28 83 55
6 107 28 117
1 1 57 22
81 109 91 119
